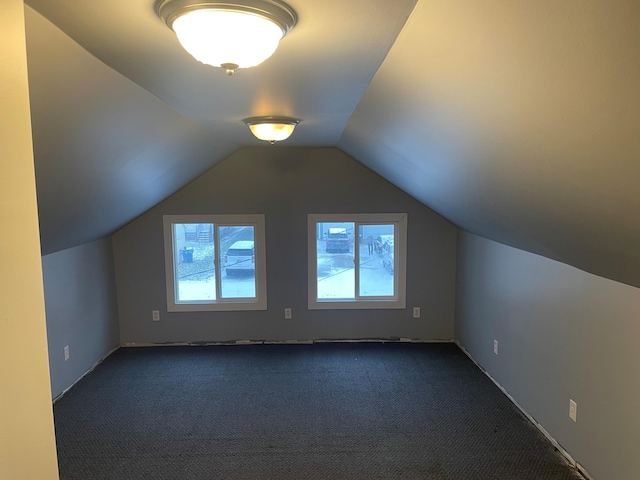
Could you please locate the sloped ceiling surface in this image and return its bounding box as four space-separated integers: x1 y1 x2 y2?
24 0 417 254
340 0 640 286
24 1 640 287
26 9 239 254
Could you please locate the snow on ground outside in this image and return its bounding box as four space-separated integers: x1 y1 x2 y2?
177 241 393 301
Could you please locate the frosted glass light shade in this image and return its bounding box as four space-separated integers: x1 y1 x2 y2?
243 116 300 143
172 10 282 69
157 0 297 74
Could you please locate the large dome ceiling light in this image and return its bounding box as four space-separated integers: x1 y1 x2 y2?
156 0 297 75
243 116 300 144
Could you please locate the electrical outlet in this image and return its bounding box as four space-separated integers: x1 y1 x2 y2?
284 308 292 319
493 340 499 355
569 399 577 422
152 310 160 322
412 307 421 318
64 345 69 361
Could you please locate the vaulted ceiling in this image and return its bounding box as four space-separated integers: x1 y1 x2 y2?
24 1 640 287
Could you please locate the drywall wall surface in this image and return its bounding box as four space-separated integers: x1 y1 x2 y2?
455 231 640 480
25 6 238 255
113 147 457 344
43 237 120 399
0 1 59 478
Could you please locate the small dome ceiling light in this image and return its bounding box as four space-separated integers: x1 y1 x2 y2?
156 0 297 75
243 116 300 144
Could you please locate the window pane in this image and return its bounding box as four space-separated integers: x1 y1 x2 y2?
317 222 355 299
359 225 395 297
174 223 215 302
220 226 256 298
164 214 266 311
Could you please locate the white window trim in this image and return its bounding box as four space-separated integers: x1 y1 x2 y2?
308 213 407 310
163 214 267 312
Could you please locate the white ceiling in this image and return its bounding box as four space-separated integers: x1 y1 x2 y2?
23 1 640 287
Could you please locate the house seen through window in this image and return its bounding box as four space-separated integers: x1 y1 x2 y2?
163 215 266 311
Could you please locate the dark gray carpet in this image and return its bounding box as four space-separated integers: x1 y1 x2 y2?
54 342 582 479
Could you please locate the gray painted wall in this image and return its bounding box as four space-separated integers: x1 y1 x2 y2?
113 147 457 344
43 237 120 399
455 231 640 480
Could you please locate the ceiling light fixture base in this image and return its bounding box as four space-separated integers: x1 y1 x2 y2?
157 0 297 34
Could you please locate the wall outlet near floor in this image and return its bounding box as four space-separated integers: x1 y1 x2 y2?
569 399 577 422
152 310 160 322
64 345 69 361
412 307 421 318
284 308 292 319
493 339 499 355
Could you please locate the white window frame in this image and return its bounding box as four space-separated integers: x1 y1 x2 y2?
308 213 407 310
163 214 267 312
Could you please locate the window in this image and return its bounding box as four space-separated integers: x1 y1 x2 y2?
163 215 266 311
308 213 407 309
